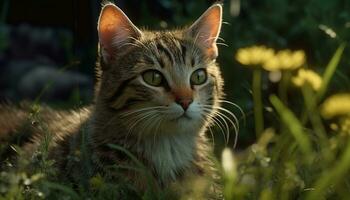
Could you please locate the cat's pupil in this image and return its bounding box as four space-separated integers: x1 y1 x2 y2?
142 70 163 86
190 69 207 85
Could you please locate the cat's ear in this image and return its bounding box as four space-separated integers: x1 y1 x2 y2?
185 4 222 59
98 3 142 65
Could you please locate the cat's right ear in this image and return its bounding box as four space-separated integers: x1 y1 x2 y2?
98 3 142 66
185 4 222 60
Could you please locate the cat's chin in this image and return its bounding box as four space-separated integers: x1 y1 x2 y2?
170 112 192 121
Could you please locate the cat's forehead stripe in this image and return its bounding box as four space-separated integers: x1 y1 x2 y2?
151 34 189 68
156 42 174 66
180 43 187 65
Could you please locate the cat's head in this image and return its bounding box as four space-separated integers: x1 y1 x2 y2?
95 3 224 137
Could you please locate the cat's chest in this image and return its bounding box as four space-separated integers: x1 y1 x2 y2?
142 132 197 183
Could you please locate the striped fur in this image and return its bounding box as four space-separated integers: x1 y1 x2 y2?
92 3 225 191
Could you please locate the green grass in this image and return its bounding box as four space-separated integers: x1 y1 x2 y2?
221 44 350 200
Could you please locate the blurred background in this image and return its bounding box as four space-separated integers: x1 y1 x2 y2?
0 0 349 151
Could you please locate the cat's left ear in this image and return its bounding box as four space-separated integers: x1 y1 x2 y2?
185 4 222 59
98 3 142 65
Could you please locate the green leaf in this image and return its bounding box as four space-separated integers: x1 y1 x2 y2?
317 43 346 100
306 139 350 200
42 181 80 199
269 95 312 155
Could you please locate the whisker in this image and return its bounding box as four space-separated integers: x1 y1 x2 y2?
137 113 159 140
201 110 227 145
127 36 151 52
135 112 161 145
201 104 240 148
214 110 239 148
216 36 226 42
125 111 157 140
203 105 240 132
207 125 215 147
202 108 231 145
217 99 246 125
199 115 215 148
122 42 142 49
203 108 230 144
216 43 229 47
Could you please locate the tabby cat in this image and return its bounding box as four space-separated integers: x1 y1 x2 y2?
0 2 229 199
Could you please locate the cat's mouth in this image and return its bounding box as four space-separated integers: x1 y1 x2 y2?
173 113 192 121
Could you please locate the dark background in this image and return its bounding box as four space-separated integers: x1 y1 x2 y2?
0 0 349 150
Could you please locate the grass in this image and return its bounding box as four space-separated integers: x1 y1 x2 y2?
223 43 350 199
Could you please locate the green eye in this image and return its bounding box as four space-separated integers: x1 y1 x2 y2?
190 69 207 85
142 70 163 86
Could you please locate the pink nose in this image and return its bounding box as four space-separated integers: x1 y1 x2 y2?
175 98 193 111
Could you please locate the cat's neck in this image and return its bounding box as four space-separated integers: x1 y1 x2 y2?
89 106 204 183
141 129 198 182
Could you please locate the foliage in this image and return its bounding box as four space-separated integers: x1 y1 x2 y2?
219 43 350 199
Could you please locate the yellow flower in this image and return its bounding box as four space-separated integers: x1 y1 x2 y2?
236 46 306 72
292 50 306 68
90 174 104 190
262 56 280 71
292 69 322 91
235 45 275 66
320 94 350 119
263 50 306 71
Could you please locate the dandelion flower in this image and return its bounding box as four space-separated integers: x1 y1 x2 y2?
235 45 275 66
236 46 306 71
292 69 322 91
263 56 280 71
291 50 306 68
264 50 306 71
320 94 350 119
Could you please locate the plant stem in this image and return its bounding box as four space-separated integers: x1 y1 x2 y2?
252 69 264 138
278 71 290 104
270 95 312 156
301 86 332 162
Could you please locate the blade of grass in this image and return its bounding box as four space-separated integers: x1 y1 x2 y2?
107 144 160 194
32 60 80 105
107 144 145 169
42 181 80 199
306 139 350 200
253 69 264 138
269 95 312 155
317 43 346 100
